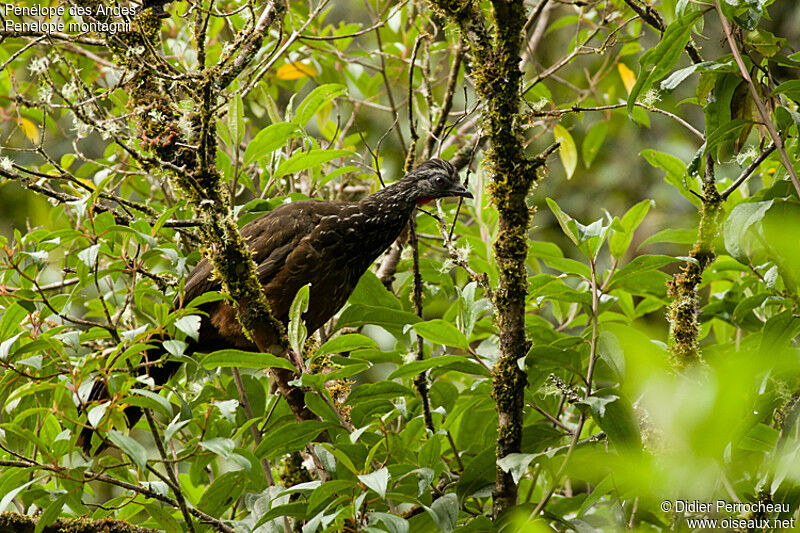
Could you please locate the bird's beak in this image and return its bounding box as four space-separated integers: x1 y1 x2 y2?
448 182 474 199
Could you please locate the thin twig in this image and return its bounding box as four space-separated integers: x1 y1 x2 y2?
231 368 276 486
143 409 196 533
409 214 435 433
435 200 495 300
713 0 800 197
721 142 777 199
424 39 464 159
530 403 572 433
529 102 704 140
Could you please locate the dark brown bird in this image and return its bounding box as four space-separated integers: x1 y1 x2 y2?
137 0 173 18
79 158 472 452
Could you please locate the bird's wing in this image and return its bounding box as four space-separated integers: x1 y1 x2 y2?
179 200 344 308
261 204 362 322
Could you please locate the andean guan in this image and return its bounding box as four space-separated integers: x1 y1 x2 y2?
79 158 473 452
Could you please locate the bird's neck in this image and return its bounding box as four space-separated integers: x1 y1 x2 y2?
358 181 419 218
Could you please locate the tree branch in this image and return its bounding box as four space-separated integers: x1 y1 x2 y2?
713 0 800 197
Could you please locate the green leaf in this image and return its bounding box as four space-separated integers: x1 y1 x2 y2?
335 304 421 332
243 123 303 166
554 124 577 179
87 403 108 428
413 319 469 350
760 310 800 353
198 471 246 517
34 492 69 533
456 449 495 500
546 197 579 245
200 437 235 458
456 282 490 340
745 28 784 57
723 200 772 263
639 228 697 248
348 271 402 309
0 332 21 361
497 453 539 485
162 339 187 357
316 165 361 188
576 218 612 260
256 420 332 458
0 475 42 513
427 493 458 533
545 204 611 257
164 416 190 444
534 253 592 279
174 315 201 342
732 293 775 330
289 284 310 356
660 62 711 91
702 72 737 130
144 503 182 533
606 255 678 290
317 334 378 356
255 503 309 527
640 149 698 206
230 94 244 144
627 11 704 116
371 512 409 533
582 121 608 168
639 149 686 178
107 429 148 470
577 475 615 517
598 331 625 379
610 200 651 259
77 243 100 267
388 354 489 379
580 388 641 451
358 467 390 499
704 118 751 158
130 389 174 418
739 423 779 452
772 80 800 100
274 149 351 180
317 443 359 475
346 381 415 406
294 83 347 127
185 291 228 309
277 481 322 499
0 303 27 340
299 361 370 389
200 349 296 371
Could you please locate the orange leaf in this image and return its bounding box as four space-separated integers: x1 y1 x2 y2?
618 63 636 94
276 61 318 80
18 117 40 144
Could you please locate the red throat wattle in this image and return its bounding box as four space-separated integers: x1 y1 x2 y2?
416 197 433 205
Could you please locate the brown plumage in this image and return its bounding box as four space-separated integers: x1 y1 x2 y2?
79 158 472 452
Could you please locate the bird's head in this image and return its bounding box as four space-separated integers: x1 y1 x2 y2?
398 158 474 205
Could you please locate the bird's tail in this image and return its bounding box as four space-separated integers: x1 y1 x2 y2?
77 334 182 454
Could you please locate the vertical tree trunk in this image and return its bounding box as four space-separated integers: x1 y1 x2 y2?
429 0 547 517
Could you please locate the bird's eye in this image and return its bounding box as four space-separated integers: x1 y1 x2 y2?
434 176 446 187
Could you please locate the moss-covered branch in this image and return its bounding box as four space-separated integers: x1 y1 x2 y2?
86 0 317 422
0 512 156 533
667 156 723 366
